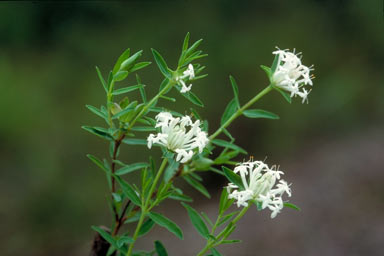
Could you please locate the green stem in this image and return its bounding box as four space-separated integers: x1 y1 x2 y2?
126 158 168 256
209 85 273 141
197 206 250 256
127 80 175 130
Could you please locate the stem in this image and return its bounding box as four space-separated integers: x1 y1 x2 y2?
108 80 174 234
126 158 169 256
127 80 175 130
209 85 273 141
197 206 250 256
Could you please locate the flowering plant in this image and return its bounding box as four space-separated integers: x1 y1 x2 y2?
84 33 313 256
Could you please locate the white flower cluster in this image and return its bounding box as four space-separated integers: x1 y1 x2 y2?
227 160 291 218
147 112 208 163
176 64 195 93
271 48 314 103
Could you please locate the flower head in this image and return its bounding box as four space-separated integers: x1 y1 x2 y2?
147 112 208 163
176 64 195 93
271 47 314 103
227 160 292 218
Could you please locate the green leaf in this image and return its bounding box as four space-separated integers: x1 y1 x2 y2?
114 70 129 82
182 32 190 52
112 84 143 95
211 139 247 154
151 48 172 79
181 91 204 107
219 189 229 214
260 65 272 78
130 61 151 73
115 176 141 206
185 39 203 58
201 212 213 227
116 236 134 247
86 105 108 121
82 126 113 141
243 109 279 119
113 48 130 75
95 66 108 92
169 192 193 202
274 87 292 103
154 240 168 256
217 211 238 227
92 226 117 248
181 203 210 239
111 106 135 120
284 202 301 211
138 218 155 237
222 166 244 190
183 176 210 198
120 50 143 71
163 159 179 183
270 53 279 73
131 126 156 132
190 107 201 120
221 98 238 125
221 239 241 244
122 138 147 146
136 74 147 103
87 154 110 173
229 76 240 108
116 162 149 175
148 212 183 239
211 248 222 256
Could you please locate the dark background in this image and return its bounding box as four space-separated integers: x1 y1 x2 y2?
1 1 383 255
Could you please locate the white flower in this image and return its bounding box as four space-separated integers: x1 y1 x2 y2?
147 112 209 163
271 47 314 104
227 160 292 218
176 64 195 93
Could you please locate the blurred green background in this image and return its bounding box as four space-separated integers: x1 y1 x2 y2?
1 1 383 255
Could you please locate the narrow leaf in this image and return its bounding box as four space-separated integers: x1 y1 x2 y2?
260 65 271 78
211 248 222 256
95 66 108 92
243 109 279 119
113 48 130 74
274 87 292 103
92 226 117 248
229 76 240 107
201 212 213 227
154 241 168 256
183 176 210 198
112 84 143 95
163 159 179 182
130 61 151 73
181 91 204 107
138 218 155 236
82 126 113 141
87 154 110 173
114 70 129 82
148 212 183 239
221 239 241 244
284 202 301 211
116 162 149 175
151 48 172 78
270 53 279 73
181 203 210 239
221 98 238 125
122 138 147 146
86 105 108 121
182 32 190 52
115 176 141 206
211 139 247 154
222 166 244 190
